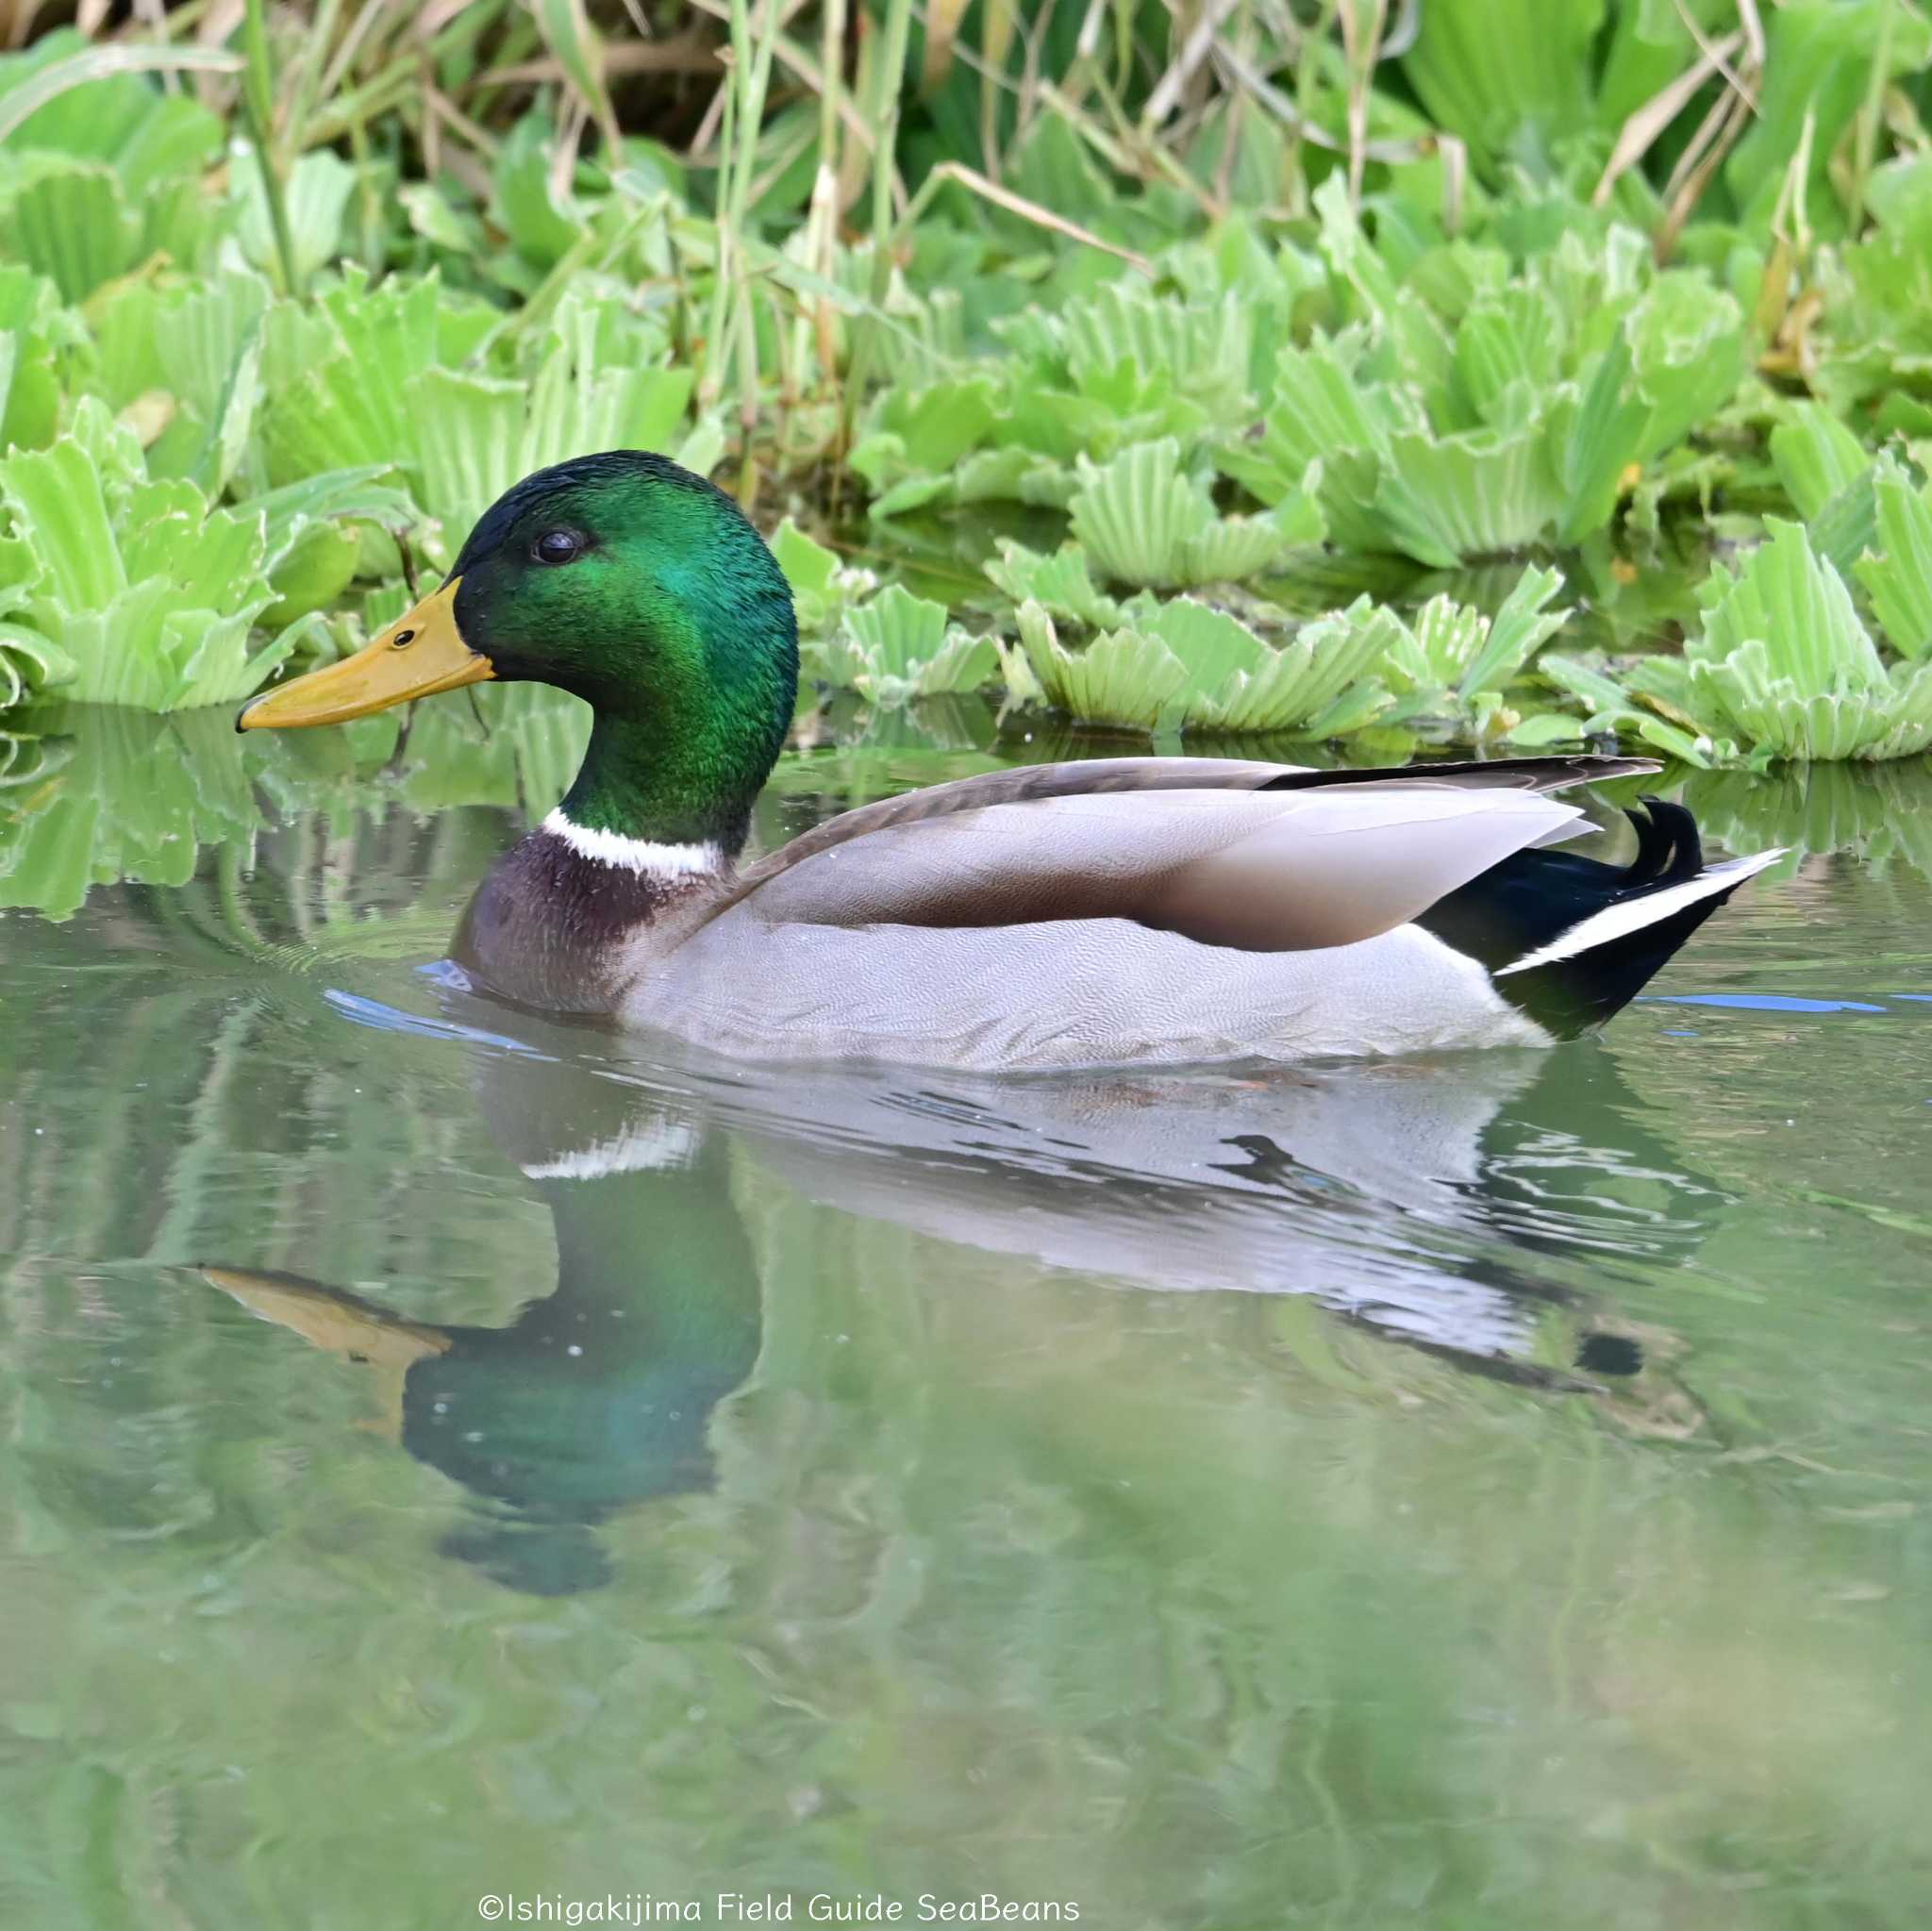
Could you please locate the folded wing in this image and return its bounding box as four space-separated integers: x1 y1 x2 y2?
728 775 1593 955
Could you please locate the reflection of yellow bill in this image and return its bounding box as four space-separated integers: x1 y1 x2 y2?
201 1264 450 1442
238 578 491 731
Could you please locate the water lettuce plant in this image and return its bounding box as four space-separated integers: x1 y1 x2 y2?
1543 496 1932 766
810 585 999 708
1672 520 1932 762
991 563 1575 743
1008 594 1393 738
0 2 1925 774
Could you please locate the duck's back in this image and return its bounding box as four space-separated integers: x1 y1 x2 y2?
602 754 1771 1070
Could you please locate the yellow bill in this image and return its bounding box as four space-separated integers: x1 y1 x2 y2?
201 1265 452 1443
201 1265 452 1366
237 578 491 730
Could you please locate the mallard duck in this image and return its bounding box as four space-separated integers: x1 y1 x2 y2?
240 451 1780 1069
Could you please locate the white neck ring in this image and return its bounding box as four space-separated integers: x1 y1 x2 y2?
541 809 723 878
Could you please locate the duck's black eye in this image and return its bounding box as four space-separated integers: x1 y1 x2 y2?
533 529 583 565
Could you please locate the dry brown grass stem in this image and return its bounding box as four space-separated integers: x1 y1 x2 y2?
1595 29 1743 208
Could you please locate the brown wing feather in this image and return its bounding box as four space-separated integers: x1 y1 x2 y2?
714 753 1656 927
692 779 1614 957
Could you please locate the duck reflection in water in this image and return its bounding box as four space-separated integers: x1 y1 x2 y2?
206 1051 761 1597
202 992 1720 1595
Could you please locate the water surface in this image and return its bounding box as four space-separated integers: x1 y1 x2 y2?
3 700 1930 1927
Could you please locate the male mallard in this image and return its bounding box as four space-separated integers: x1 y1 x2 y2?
241 452 1779 1068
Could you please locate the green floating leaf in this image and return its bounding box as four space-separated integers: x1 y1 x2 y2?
772 517 837 597
0 396 281 709
1807 465 1884 583
493 115 585 270
1126 596 1268 691
5 163 137 302
1697 519 1886 694
985 541 1124 629
1463 564 1571 697
1012 601 1188 732
1356 566 1571 734
1068 439 1301 590
1004 589 1392 739
399 181 481 257
233 148 354 291
1376 425 1565 569
0 264 71 452
261 521 360 626
1179 513 1295 586
259 269 450 486
1771 404 1874 521
811 585 995 707
1158 597 1393 736
1504 710 1589 748
0 620 74 709
1667 520 1932 762
1855 458 1932 661
1055 286 1254 424
1539 653 1724 769
1069 439 1214 588
0 27 226 170
1399 0 1600 171
259 269 691 564
839 583 945 672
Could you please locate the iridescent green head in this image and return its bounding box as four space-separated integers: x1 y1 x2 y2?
241 452 800 853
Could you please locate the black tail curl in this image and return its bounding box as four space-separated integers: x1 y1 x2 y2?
1622 794 1704 888
1417 797 1736 1039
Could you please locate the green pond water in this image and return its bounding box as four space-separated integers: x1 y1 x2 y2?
4 697 1931 1929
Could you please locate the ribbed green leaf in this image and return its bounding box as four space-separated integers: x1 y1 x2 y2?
842 585 949 680
1375 427 1565 568
493 116 585 270
1856 458 1932 660
1058 288 1253 423
1455 289 1562 428
1399 0 1605 168
1185 599 1394 735
6 164 137 301
1 434 125 611
0 620 73 708
1462 565 1571 697
1014 601 1189 731
263 521 361 626
408 367 525 546
1068 440 1215 588
1133 598 1268 689
913 630 1000 698
772 519 839 600
1696 520 1885 696
233 149 353 291
1771 404 1873 521
0 397 275 709
985 541 1123 628
810 586 996 706
1177 516 1290 586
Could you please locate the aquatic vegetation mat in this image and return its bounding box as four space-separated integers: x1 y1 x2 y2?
0 4 1927 771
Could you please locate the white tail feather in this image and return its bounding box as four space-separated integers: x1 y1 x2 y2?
1496 848 1787 978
